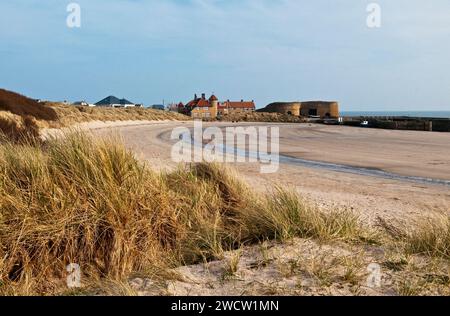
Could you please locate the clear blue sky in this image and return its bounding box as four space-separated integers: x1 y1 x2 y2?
1 0 449 110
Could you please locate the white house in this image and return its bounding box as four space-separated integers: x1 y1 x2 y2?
73 100 95 107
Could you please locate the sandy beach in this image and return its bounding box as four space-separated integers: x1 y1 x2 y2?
84 121 450 226
74 120 449 296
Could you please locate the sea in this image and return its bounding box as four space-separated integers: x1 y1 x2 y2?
341 111 450 118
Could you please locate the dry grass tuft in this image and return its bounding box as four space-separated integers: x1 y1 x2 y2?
377 215 450 260
241 188 375 243
404 215 450 259
0 112 40 144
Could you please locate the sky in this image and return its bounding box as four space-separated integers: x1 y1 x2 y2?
0 0 449 111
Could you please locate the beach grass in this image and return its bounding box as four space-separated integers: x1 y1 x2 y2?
404 216 450 259
0 132 372 295
378 215 450 260
39 102 188 129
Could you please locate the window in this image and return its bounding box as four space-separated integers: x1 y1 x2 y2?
308 109 318 116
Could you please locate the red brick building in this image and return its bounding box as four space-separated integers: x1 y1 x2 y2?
179 93 255 119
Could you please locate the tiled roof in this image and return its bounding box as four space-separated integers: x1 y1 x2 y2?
96 96 134 105
221 101 255 109
186 98 211 108
185 94 255 110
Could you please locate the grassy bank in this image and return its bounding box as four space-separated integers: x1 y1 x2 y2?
218 111 306 123
0 89 189 144
0 132 374 295
0 89 57 120
40 102 188 129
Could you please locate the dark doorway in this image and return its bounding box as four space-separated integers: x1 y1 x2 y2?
287 111 292 115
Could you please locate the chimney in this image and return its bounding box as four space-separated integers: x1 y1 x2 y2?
194 94 198 100
202 93 206 100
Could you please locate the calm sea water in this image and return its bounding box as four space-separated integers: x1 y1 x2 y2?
341 111 450 118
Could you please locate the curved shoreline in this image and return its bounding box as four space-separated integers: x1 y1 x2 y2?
175 123 450 187
279 154 450 187
44 120 450 187
192 132 450 187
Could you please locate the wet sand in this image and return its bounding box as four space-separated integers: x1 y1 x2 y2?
86 121 450 223
277 124 450 181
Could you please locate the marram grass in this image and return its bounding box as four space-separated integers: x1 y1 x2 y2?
0 132 372 295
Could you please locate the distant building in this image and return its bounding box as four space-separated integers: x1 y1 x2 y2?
187 94 218 119
260 101 340 119
95 96 137 108
151 104 165 111
72 100 94 107
218 99 256 116
179 93 256 119
166 103 180 112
